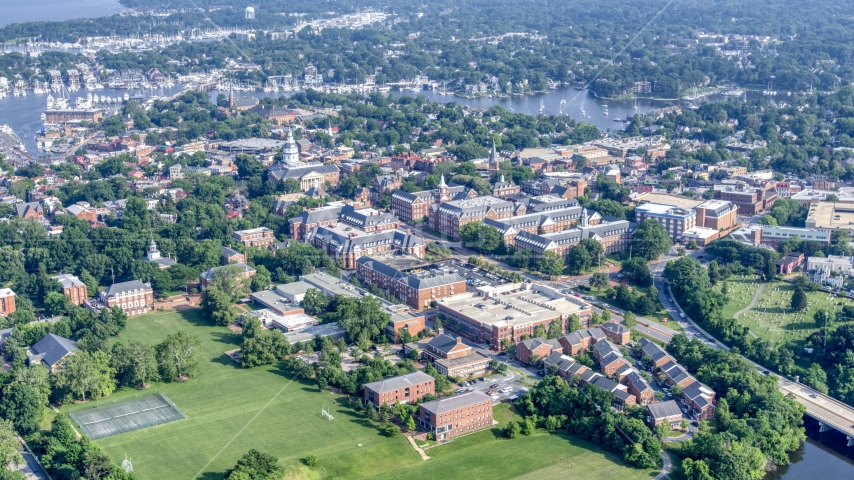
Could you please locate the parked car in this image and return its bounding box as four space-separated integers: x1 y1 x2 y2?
491 383 500 388
500 387 513 393
679 313 686 318
487 390 495 395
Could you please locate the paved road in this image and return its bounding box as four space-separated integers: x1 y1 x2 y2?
17 439 49 480
733 283 764 339
654 451 672 480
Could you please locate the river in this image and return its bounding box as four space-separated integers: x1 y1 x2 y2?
2 2 854 478
1 0 127 28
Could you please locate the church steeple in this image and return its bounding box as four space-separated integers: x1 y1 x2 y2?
435 174 449 203
581 208 589 227
488 137 499 173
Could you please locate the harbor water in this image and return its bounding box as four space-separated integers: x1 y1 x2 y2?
1 0 126 28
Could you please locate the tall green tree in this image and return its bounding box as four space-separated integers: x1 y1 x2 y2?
631 220 672 260
156 332 202 381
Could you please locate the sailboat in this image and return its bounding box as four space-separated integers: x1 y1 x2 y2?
539 98 545 115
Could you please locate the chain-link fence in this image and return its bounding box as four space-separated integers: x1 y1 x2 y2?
69 392 185 440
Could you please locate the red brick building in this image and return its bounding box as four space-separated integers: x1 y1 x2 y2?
716 185 777 215
516 337 563 365
418 391 493 441
356 255 465 310
558 328 606 354
390 180 475 223
385 313 426 342
600 321 631 345
99 281 153 317
0 289 15 316
51 274 88 306
623 371 655 405
429 190 523 240
363 371 435 408
232 227 276 247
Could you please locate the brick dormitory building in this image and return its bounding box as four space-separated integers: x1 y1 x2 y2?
363 371 435 408
356 255 466 309
418 390 493 441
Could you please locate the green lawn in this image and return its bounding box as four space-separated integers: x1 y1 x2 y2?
65 308 659 480
719 276 854 345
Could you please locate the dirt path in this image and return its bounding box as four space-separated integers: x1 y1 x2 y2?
406 435 430 460
733 282 765 339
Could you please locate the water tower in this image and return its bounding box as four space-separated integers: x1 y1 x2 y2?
245 6 255 20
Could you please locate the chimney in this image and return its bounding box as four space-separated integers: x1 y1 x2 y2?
456 336 462 345
406 229 411 235
437 327 444 335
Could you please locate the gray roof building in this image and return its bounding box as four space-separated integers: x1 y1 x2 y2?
647 399 682 419
363 371 435 394
51 273 86 289
27 333 77 369
419 390 491 415
102 280 151 298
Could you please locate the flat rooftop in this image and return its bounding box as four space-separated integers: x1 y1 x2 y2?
300 272 362 298
635 193 702 210
806 202 854 230
438 283 588 328
635 202 694 216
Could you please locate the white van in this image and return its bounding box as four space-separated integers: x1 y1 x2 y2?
500 386 513 393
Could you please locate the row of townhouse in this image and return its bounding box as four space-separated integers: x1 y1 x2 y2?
638 338 716 420
516 322 630 365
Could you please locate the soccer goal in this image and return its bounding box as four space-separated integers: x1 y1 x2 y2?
321 404 334 421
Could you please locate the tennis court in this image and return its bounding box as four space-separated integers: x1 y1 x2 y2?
70 393 185 439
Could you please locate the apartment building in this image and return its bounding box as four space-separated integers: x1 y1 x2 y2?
51 274 88 305
623 371 655 405
100 281 153 316
355 255 466 309
233 227 276 247
403 332 491 378
646 400 683 429
418 391 493 441
363 371 435 408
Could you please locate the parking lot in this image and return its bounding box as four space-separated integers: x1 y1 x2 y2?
452 367 531 403
433 259 510 291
